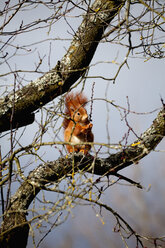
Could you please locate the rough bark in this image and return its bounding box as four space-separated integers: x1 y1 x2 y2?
0 107 164 247
0 0 125 132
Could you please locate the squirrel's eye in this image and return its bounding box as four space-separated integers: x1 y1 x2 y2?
77 112 80 116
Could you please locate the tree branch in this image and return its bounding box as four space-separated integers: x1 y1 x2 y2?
0 0 125 132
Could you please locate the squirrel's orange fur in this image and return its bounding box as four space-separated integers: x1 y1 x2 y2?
63 92 94 154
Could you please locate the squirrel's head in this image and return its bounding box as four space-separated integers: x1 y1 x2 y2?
70 106 89 124
63 92 89 128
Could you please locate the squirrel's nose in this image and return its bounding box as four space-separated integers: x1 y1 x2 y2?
82 114 88 122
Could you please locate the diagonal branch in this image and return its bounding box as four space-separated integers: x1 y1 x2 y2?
0 0 125 132
0 107 164 247
14 108 165 212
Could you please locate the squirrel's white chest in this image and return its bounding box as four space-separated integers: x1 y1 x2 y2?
71 135 82 144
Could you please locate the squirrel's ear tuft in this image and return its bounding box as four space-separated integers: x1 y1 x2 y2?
70 106 75 112
65 91 88 109
77 92 88 106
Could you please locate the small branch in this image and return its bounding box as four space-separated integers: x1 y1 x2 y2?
114 172 143 189
102 18 126 39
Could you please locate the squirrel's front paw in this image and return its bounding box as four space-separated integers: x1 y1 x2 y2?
88 123 93 129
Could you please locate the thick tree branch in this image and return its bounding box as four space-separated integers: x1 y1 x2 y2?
0 0 125 132
0 107 164 247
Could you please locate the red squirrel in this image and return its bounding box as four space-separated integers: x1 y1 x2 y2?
63 92 94 154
